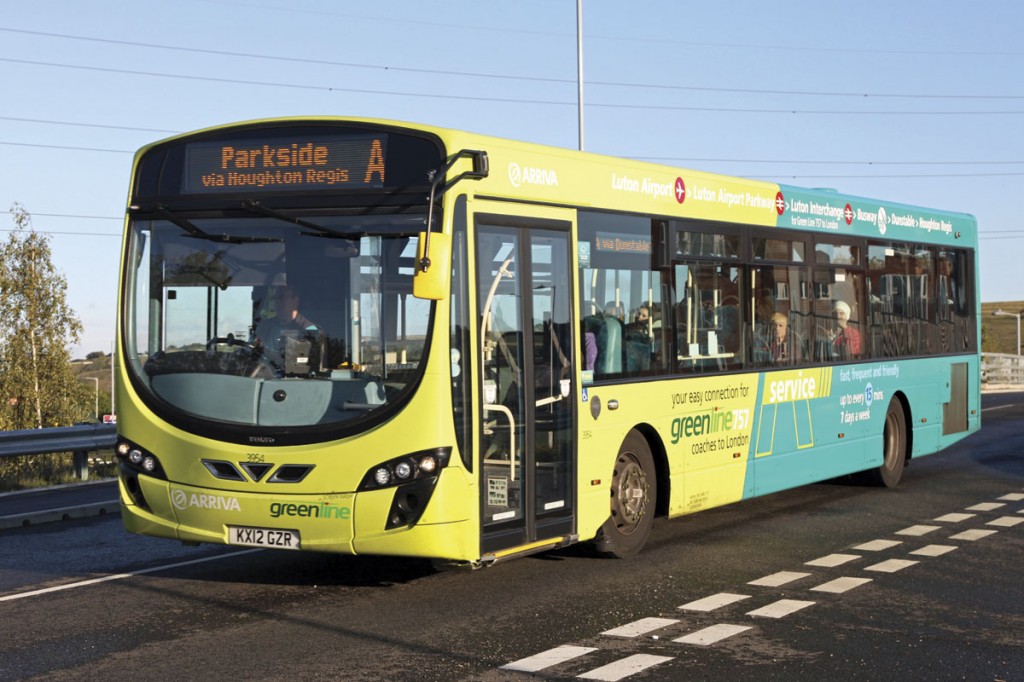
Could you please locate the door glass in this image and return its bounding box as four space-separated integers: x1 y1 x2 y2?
477 230 525 525
530 235 573 522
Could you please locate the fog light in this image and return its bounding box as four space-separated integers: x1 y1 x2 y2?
129 449 144 464
116 442 131 457
373 467 391 487
395 462 412 479
142 456 157 472
418 456 437 474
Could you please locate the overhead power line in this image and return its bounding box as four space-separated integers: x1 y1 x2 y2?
5 57 1024 116
3 26 1024 101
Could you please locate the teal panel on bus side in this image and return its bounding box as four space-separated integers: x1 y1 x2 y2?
745 357 979 499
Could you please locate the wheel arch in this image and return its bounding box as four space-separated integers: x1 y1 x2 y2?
891 390 913 462
632 422 671 518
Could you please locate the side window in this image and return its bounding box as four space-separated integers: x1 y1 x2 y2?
673 263 744 373
578 212 667 380
934 248 975 353
813 241 866 361
867 243 931 357
751 265 809 367
751 236 809 367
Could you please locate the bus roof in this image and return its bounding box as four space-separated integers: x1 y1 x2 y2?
136 115 977 248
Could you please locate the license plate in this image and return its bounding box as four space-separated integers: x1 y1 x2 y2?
228 526 300 550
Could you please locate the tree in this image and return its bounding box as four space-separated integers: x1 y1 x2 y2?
0 204 90 430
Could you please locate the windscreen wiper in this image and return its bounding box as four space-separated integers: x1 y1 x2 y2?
151 205 281 244
241 200 349 239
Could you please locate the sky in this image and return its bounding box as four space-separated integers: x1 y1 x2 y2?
2 0 1023 358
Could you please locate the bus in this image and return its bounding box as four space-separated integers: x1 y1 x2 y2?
115 117 980 565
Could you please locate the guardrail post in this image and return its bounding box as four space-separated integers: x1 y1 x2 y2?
73 450 89 481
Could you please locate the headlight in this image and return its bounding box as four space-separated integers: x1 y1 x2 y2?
358 448 452 491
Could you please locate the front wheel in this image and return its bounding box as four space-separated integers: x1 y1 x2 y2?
865 398 907 488
595 430 656 558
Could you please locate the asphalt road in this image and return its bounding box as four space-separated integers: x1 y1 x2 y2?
1 392 1022 682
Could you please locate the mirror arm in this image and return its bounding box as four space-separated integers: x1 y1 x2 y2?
420 149 488 273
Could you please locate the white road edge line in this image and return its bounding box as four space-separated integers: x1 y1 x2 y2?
0 549 263 603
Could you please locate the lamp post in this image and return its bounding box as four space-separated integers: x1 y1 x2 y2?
81 377 99 419
992 309 1022 356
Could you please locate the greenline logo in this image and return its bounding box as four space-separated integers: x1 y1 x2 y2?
269 501 351 520
670 410 734 444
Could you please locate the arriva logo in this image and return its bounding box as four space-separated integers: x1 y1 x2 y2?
171 488 241 512
508 162 558 188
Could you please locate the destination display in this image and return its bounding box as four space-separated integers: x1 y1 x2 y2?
183 134 388 193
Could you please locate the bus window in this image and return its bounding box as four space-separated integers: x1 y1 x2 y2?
751 265 809 366
673 263 743 372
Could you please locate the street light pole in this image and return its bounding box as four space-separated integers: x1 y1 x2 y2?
992 309 1022 356
576 0 584 151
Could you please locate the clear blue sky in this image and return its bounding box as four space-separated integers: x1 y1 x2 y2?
2 0 1022 357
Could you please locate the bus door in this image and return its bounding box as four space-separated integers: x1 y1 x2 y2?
474 214 576 554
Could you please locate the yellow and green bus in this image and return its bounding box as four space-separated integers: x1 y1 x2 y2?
115 117 979 564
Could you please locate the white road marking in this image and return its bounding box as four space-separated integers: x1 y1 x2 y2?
678 592 750 612
577 654 673 681
896 525 941 536
811 577 873 594
502 645 597 672
747 571 810 587
966 502 1006 512
866 559 918 573
987 516 1024 528
747 599 815 619
602 618 679 638
853 539 902 551
981 404 1013 412
674 623 752 646
998 493 1024 502
949 528 998 541
910 545 958 557
934 512 976 523
805 553 860 567
0 549 262 603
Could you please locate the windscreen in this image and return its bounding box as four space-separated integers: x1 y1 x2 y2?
123 212 432 431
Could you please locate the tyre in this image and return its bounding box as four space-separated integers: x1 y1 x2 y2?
595 430 656 558
866 398 907 488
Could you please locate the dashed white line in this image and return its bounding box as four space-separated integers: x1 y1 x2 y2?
747 571 810 587
934 512 976 523
987 516 1024 528
811 577 873 594
853 539 903 551
747 599 815 619
678 592 750 612
805 553 860 567
577 654 673 681
910 544 958 557
896 525 941 536
602 618 678 638
502 645 597 672
949 528 998 541
866 559 919 573
967 502 1006 512
674 624 752 646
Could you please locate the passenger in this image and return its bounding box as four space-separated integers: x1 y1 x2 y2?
831 300 861 357
757 312 799 364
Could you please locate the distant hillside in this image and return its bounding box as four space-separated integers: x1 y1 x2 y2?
982 301 1024 354
70 354 113 418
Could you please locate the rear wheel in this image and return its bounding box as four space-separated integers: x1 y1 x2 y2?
866 398 907 487
595 430 656 558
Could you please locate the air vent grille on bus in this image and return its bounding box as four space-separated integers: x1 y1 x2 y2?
201 459 245 481
268 465 315 483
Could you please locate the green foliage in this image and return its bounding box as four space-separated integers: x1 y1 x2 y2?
0 204 90 432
